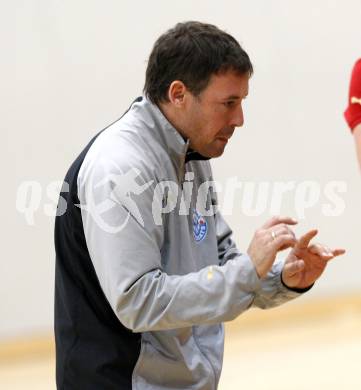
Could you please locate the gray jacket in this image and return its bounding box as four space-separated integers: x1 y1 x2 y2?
77 97 303 389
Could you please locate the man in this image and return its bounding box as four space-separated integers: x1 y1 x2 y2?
344 58 361 169
55 21 344 389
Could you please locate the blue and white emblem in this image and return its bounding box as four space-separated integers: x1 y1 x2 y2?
192 208 208 242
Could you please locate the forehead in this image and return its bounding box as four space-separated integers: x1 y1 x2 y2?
202 70 249 99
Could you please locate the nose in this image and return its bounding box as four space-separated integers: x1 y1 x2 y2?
230 104 244 128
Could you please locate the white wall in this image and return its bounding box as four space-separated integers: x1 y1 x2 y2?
4 0 361 339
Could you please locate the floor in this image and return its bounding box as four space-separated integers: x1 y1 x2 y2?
1 300 360 389
220 306 361 389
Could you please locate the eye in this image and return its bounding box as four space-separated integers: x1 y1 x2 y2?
223 100 236 108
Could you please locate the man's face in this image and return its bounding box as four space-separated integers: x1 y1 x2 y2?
182 70 249 158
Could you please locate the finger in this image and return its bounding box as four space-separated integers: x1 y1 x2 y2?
295 229 318 250
273 234 297 251
309 243 333 257
271 224 296 240
320 248 346 263
269 225 296 250
283 259 305 277
309 245 346 257
332 248 346 257
262 215 298 229
323 248 346 260
309 244 346 259
308 244 334 262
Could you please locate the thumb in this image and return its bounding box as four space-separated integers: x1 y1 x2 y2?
283 259 305 277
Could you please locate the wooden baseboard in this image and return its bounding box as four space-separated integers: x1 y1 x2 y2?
0 333 55 363
226 291 361 333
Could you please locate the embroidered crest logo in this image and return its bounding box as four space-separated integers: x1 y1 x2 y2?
192 208 208 242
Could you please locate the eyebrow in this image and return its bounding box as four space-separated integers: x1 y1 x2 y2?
223 94 248 100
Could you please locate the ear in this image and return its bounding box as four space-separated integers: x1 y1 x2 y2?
167 80 187 107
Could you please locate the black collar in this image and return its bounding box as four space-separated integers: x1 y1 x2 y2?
185 149 210 163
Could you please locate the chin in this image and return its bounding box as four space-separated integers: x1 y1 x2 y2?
212 150 226 158
204 147 226 158
193 141 227 158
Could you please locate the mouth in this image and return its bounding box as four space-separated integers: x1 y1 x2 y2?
217 128 234 142
217 136 229 143
217 131 234 143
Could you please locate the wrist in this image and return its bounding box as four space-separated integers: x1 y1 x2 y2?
281 272 314 293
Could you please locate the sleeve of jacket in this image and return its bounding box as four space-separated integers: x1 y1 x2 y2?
77 144 271 333
216 210 307 309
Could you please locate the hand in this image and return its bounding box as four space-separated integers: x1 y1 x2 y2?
282 229 346 289
247 216 298 279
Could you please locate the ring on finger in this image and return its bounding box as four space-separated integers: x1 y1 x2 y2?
271 230 277 240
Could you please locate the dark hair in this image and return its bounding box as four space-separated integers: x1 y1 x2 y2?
144 21 253 105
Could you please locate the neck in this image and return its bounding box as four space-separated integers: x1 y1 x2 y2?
158 102 188 141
